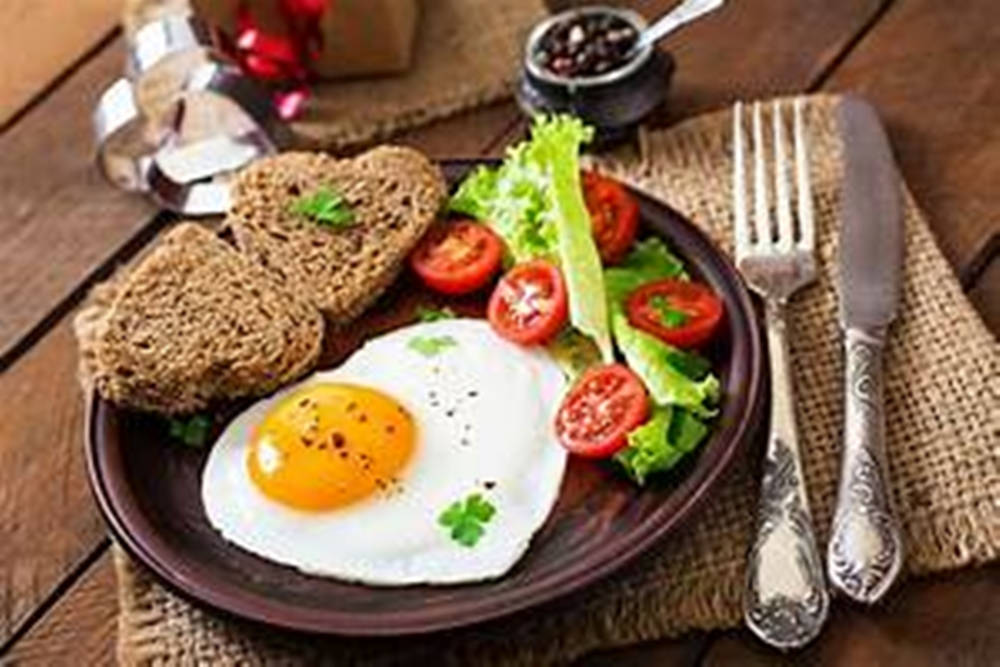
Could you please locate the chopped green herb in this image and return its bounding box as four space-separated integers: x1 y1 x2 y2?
408 335 457 357
649 295 689 328
168 414 212 448
415 305 456 323
291 186 355 228
438 493 496 547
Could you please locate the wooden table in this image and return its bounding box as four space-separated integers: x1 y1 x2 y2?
0 1 997 664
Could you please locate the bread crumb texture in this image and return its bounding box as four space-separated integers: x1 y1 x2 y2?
226 147 447 324
89 223 324 414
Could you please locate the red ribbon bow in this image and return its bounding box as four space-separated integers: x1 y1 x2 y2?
232 0 330 119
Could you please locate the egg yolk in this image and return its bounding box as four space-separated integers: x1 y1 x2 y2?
247 383 415 511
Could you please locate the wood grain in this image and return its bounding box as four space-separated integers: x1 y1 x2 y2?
497 0 889 143
701 564 1000 666
3 553 117 667
576 634 707 667
375 101 520 160
652 0 888 123
0 74 519 368
552 0 889 120
967 257 1000 335
0 321 106 645
824 0 1000 274
0 0 120 126
0 38 155 361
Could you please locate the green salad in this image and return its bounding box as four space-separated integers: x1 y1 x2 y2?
411 114 723 486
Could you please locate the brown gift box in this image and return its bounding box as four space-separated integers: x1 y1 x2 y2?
191 0 420 78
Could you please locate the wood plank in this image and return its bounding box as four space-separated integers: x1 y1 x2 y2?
0 0 120 126
0 51 521 368
652 0 888 123
496 0 889 145
389 101 521 159
574 634 707 667
0 85 528 658
824 0 1000 273
551 0 889 120
0 321 106 645
968 256 1000 336
0 37 156 361
4 545 702 667
701 564 1000 666
3 553 117 667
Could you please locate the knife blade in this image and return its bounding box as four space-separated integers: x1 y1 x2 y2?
828 94 905 604
837 95 904 327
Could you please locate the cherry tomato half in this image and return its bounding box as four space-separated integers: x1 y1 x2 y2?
582 170 639 265
555 364 650 458
487 260 568 345
410 220 503 295
625 279 724 348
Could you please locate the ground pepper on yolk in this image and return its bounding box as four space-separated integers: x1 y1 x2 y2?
247 383 416 511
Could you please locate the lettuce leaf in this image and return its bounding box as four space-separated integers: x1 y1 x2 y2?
604 237 687 305
451 148 556 262
606 239 719 484
604 239 719 416
612 312 720 417
615 406 709 485
531 117 613 361
450 115 612 361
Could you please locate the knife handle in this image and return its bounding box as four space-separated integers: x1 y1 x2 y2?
828 326 904 603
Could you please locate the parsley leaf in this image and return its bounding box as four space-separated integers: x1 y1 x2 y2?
168 414 212 448
291 186 355 228
649 295 688 328
438 493 496 547
415 305 456 323
408 335 457 357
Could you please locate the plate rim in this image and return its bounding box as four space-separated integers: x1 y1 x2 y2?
85 158 764 637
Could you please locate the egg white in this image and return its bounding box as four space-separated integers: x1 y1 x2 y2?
201 319 568 585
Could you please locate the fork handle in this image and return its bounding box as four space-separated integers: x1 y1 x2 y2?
744 299 829 650
827 326 904 603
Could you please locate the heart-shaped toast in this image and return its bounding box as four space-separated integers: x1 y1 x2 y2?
81 223 324 414
224 146 447 325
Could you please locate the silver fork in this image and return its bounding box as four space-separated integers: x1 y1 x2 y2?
733 99 830 649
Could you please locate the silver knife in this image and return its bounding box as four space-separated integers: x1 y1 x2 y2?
827 95 905 603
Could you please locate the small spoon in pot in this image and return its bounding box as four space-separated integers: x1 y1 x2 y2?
630 0 726 56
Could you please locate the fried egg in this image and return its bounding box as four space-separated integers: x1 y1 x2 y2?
201 319 567 585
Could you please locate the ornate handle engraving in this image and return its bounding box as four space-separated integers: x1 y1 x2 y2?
744 300 829 649
827 327 903 603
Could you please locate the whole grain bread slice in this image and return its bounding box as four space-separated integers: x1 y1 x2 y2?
83 223 324 414
224 146 446 325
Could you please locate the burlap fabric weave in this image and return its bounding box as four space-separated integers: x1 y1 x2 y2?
94 94 999 665
125 0 546 151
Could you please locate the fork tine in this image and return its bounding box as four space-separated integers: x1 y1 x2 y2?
732 102 749 259
752 102 772 247
793 97 815 250
772 100 794 251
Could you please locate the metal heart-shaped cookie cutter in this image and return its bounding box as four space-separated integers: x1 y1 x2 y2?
93 13 290 215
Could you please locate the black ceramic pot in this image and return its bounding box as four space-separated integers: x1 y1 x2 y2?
516 6 675 148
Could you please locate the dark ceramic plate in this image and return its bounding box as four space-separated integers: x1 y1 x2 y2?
86 159 764 637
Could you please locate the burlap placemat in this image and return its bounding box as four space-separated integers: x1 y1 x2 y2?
82 94 999 665
124 0 545 151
